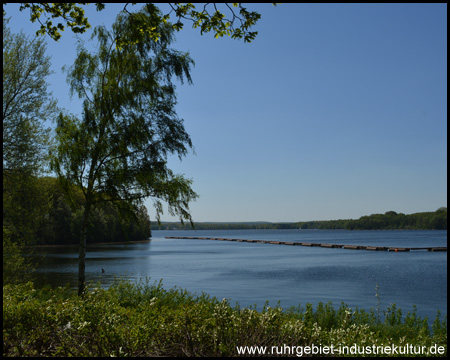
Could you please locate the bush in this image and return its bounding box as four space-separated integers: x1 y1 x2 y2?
3 279 447 357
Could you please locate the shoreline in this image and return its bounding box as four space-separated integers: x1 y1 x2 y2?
31 239 151 248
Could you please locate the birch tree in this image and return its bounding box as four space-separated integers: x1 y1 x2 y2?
51 6 198 295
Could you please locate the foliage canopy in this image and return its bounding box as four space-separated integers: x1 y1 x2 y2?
3 17 55 175
4 3 272 43
52 6 198 223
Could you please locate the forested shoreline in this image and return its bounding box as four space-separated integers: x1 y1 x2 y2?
4 176 151 247
298 209 447 230
152 208 447 231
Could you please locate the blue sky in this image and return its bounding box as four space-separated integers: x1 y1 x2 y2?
5 3 447 222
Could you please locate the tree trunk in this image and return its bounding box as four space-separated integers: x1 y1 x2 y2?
78 202 91 296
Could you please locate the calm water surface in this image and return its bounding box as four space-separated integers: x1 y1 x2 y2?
33 230 447 321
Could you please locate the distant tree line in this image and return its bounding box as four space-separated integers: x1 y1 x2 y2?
297 209 447 230
153 209 447 231
151 222 280 231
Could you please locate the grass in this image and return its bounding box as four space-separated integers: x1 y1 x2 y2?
3 278 447 357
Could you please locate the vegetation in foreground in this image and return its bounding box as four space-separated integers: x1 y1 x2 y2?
3 279 447 357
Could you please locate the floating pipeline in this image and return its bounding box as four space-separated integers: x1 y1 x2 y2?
164 237 447 252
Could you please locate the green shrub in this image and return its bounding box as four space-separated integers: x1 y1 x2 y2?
3 279 447 357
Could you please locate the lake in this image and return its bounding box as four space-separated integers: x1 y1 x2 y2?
32 229 447 322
